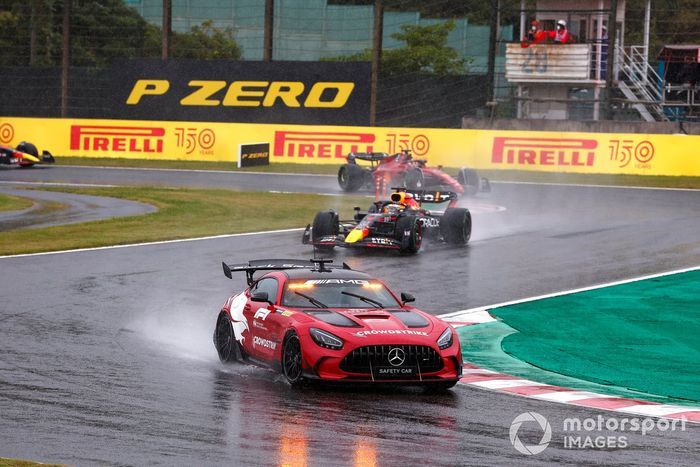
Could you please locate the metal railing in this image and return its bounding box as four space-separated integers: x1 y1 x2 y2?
615 45 667 121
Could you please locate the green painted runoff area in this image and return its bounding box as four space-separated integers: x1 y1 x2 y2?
459 269 700 406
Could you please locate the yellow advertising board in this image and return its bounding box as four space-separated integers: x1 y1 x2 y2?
1 116 699 177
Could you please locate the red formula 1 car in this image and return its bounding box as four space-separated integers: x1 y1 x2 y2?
0 141 55 168
337 149 489 196
302 188 471 254
213 259 462 389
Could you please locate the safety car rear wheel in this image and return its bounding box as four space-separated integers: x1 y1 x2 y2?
282 331 305 386
442 208 471 246
396 215 422 254
312 210 339 252
214 312 243 363
338 164 367 192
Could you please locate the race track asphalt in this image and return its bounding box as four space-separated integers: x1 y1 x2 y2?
1 166 699 466
0 186 156 230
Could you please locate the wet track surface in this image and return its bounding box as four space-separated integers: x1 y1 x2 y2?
1 167 700 465
0 186 156 230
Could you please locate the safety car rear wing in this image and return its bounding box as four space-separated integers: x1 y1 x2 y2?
223 258 352 285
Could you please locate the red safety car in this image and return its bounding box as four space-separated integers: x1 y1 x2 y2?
337 149 489 196
0 141 55 168
213 259 462 389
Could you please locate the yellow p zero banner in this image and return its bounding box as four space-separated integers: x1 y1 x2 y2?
2 117 699 177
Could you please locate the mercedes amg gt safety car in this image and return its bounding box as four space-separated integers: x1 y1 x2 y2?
0 141 55 168
302 188 471 254
337 149 490 196
213 258 462 388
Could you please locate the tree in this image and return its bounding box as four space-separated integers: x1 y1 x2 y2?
0 0 242 66
324 20 470 76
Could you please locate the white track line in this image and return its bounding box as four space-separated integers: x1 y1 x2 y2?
0 181 119 188
492 180 700 192
61 165 335 177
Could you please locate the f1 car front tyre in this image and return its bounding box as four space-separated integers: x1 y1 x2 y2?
312 210 339 252
442 208 472 246
456 168 480 196
404 168 425 190
214 312 243 363
396 215 422 254
282 331 305 386
338 164 367 192
16 141 38 168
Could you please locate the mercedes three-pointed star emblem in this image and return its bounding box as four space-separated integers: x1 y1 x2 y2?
388 347 406 366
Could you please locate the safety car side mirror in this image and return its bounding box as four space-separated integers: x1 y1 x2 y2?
400 292 415 304
251 291 270 303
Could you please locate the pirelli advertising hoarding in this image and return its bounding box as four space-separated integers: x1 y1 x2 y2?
109 59 371 125
2 117 699 177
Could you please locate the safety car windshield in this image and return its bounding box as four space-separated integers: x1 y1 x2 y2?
282 279 400 308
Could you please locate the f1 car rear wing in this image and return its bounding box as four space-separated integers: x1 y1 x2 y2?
347 152 390 162
222 258 352 285
390 187 458 204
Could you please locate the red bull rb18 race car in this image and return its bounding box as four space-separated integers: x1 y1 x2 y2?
213 259 462 389
302 188 471 254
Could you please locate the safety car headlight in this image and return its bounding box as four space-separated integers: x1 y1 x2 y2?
309 328 344 350
437 327 453 350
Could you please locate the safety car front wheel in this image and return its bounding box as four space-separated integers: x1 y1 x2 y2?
282 331 305 386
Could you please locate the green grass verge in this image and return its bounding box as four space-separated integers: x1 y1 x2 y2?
0 193 34 212
0 459 66 467
57 157 700 189
0 186 367 256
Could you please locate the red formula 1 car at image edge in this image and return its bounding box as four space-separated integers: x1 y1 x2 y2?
337 149 490 196
213 259 463 389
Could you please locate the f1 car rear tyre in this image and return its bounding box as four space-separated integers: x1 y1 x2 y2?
214 313 243 363
396 215 422 254
404 168 425 190
282 331 305 386
338 164 366 192
312 210 339 251
456 168 479 196
442 208 471 246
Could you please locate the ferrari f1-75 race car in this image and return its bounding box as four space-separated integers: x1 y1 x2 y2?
337 149 489 196
302 188 471 254
213 259 463 388
0 141 55 168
